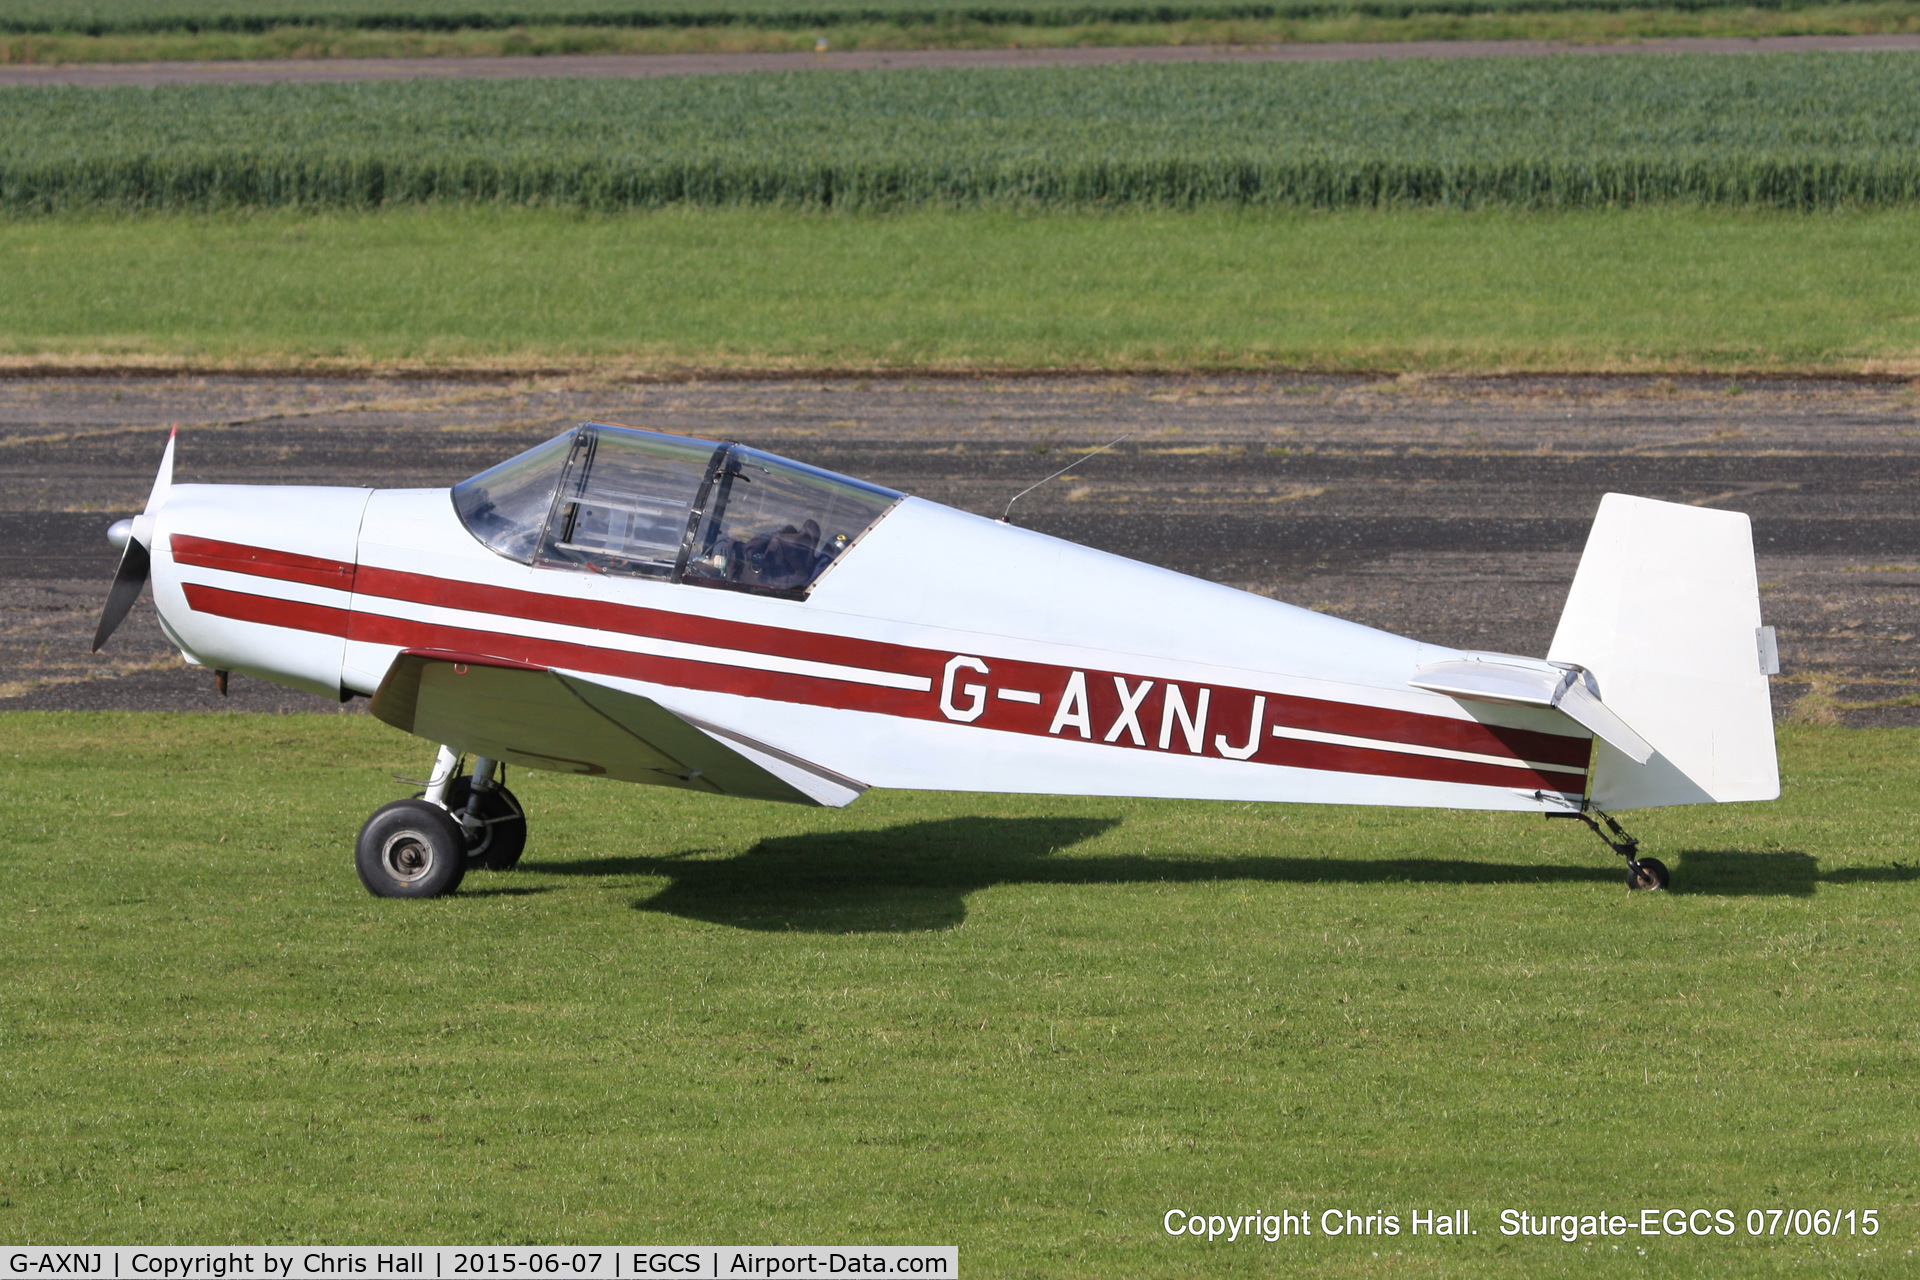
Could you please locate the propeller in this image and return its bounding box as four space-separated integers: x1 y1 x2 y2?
92 427 176 652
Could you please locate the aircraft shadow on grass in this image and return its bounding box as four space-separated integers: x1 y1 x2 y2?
526 817 1902 933
1668 849 1918 898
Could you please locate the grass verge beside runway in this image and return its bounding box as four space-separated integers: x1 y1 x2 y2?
0 713 1914 1267
2 206 1917 373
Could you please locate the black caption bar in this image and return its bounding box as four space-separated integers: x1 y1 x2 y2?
3 1248 957 1280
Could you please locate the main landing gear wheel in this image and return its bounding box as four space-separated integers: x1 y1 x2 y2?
445 775 528 871
356 799 467 899
1627 857 1670 892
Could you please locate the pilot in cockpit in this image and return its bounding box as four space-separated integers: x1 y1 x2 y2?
738 518 823 589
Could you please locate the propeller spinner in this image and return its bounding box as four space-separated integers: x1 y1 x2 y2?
92 427 176 652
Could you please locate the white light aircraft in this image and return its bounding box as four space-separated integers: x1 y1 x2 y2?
95 423 1780 898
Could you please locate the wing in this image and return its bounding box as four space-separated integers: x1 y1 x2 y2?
369 649 866 808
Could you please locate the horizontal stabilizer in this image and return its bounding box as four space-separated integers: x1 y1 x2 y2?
1410 653 1651 764
1554 679 1654 765
370 649 866 807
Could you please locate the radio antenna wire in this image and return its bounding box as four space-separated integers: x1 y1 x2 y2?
1000 433 1131 524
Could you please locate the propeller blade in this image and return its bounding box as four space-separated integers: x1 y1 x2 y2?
91 427 177 652
92 536 150 652
144 426 176 517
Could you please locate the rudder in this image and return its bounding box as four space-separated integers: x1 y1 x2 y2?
1547 493 1780 809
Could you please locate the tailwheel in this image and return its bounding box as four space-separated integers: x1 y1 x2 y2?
1549 804 1670 892
445 774 527 871
355 799 467 898
1626 857 1670 892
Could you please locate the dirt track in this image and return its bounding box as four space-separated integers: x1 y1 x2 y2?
4 371 1917 726
3 34 1918 87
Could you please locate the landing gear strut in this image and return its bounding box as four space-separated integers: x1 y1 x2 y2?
1550 805 1668 891
445 758 528 872
354 745 528 898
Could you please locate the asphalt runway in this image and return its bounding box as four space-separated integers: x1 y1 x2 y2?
4 372 1917 725
3 34 1918 87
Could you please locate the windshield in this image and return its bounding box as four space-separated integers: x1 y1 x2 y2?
450 423 902 597
451 431 574 563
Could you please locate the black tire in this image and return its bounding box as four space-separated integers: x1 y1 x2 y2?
1627 857 1670 892
355 799 468 898
444 776 528 871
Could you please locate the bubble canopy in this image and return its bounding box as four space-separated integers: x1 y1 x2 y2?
452 424 903 597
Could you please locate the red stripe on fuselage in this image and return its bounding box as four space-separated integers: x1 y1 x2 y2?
345 563 1589 771
346 609 924 715
184 583 351 638
172 534 358 592
350 564 933 683
177 540 1591 791
351 607 1581 793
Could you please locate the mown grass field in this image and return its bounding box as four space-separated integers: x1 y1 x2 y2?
7 56 1920 212
0 713 1913 1270
1 205 1915 372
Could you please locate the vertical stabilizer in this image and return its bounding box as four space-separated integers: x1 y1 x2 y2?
1547 493 1779 809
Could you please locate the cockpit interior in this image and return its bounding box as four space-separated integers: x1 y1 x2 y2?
453 423 902 598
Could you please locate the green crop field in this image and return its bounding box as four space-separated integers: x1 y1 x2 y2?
0 712 1913 1268
0 0 1872 35
5 55 1918 213
7 4 1920 61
